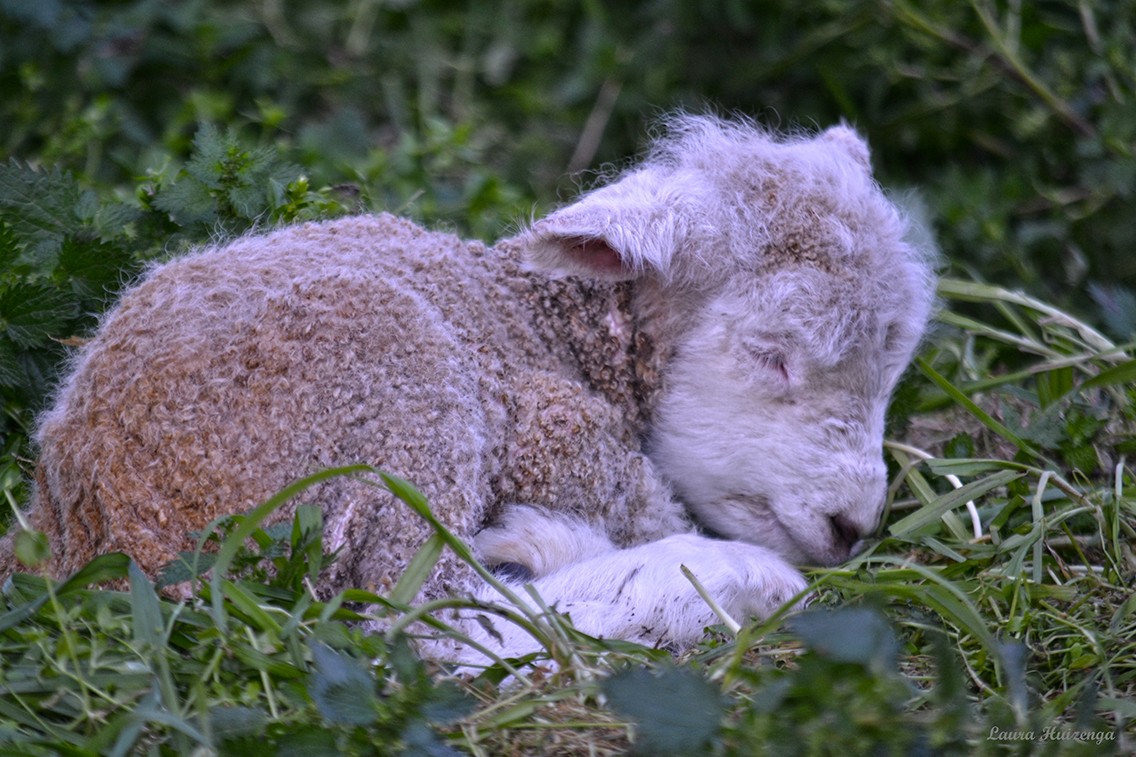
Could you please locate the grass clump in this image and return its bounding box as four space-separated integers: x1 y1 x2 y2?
0 482 474 756
3 280 1135 756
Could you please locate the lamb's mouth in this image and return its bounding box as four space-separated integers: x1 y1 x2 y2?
759 501 859 567
686 493 815 565
776 509 866 567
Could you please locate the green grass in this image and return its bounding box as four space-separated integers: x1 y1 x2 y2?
1 277 1134 756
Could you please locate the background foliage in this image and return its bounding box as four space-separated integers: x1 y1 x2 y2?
1 0 1134 754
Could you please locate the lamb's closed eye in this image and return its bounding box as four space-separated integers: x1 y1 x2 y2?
739 338 792 386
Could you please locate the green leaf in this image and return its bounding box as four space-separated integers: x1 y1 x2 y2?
928 629 967 717
290 504 323 550
1080 358 1136 392
0 588 49 633
0 552 129 632
603 666 725 756
12 528 50 568
129 559 164 648
836 558 1002 659
788 606 898 670
0 221 19 273
153 124 302 229
112 686 208 755
221 578 283 635
387 634 427 683
999 641 1030 716
0 338 61 393
924 458 1033 477
56 238 136 305
1097 697 1136 719
0 282 76 348
55 552 132 593
0 160 82 268
207 465 371 632
0 340 24 388
152 175 217 225
420 682 476 725
230 643 306 679
272 727 341 757
155 551 217 589
289 503 327 584
208 705 267 740
307 640 379 726
401 719 465 757
1036 366 1074 408
1108 591 1136 634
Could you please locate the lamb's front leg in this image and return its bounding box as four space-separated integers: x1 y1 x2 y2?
459 533 809 663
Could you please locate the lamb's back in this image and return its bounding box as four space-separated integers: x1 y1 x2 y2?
21 213 683 591
30 215 515 583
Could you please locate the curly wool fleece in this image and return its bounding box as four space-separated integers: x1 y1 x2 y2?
5 115 935 655
21 212 681 593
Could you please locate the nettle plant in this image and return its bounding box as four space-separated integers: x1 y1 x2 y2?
0 120 534 506
0 127 360 503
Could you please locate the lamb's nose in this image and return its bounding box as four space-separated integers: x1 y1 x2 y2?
829 514 864 555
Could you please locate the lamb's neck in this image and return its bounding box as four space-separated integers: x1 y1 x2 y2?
490 224 679 438
527 275 673 439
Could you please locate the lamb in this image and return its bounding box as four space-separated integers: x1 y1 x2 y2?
2 114 936 661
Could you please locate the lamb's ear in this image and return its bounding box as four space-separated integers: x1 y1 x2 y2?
524 232 632 280
520 173 682 282
821 124 871 170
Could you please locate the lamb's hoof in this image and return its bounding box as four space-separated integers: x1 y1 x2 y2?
490 561 534 583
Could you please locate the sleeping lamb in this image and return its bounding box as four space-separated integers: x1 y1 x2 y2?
3 114 935 659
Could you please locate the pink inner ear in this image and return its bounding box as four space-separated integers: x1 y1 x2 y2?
565 237 625 275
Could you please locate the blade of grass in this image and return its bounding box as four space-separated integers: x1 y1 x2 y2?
1031 471 1053 585
374 472 528 609
886 442 987 539
889 469 1022 537
923 458 1034 477
681 564 741 635
220 578 285 636
1079 358 1136 391
915 356 1042 459
390 532 446 606
207 464 372 632
834 557 1001 666
129 560 164 649
936 310 1058 358
937 278 1116 354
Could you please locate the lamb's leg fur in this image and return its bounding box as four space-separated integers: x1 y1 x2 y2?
450 515 809 664
474 505 618 578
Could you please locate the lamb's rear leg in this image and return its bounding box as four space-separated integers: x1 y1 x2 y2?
473 505 618 580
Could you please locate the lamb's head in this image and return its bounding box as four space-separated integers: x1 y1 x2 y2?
521 114 936 567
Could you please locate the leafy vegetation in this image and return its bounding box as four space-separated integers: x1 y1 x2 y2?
0 478 475 756
2 436 1133 753
2 0 1135 754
